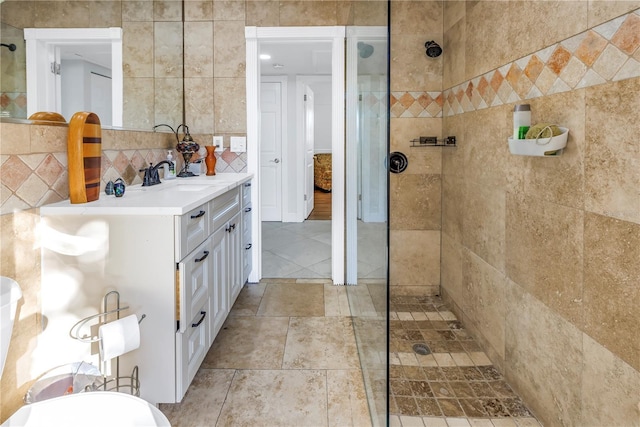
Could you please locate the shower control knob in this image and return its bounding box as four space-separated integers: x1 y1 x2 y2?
389 152 408 174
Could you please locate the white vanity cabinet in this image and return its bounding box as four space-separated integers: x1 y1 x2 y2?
39 174 252 405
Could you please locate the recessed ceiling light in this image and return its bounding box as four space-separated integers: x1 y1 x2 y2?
259 54 271 60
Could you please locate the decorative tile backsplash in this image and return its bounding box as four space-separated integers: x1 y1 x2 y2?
391 8 640 119
0 147 247 214
0 93 27 118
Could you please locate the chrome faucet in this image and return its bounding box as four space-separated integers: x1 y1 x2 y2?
140 161 171 186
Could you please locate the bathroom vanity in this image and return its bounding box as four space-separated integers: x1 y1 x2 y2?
39 174 252 404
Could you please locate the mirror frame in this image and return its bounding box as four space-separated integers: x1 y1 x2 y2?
24 27 123 127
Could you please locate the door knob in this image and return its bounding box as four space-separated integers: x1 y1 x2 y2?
270 158 280 163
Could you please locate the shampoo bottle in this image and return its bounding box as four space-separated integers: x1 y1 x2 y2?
513 104 531 139
165 150 176 180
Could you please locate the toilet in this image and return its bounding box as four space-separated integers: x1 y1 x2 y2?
1 391 170 426
0 277 170 427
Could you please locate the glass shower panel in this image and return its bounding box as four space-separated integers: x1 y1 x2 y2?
345 27 388 427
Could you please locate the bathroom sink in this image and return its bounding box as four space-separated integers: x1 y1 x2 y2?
1 391 170 426
172 184 213 191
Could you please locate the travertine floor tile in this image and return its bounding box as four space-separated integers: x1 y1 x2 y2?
324 283 351 316
201 316 289 369
283 316 360 369
229 281 266 316
158 369 235 427
327 369 372 427
216 369 328 427
257 282 325 317
161 278 384 426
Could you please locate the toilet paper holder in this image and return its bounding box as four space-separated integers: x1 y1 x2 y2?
69 291 146 344
69 290 146 396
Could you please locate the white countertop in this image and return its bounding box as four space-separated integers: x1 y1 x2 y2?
40 173 253 216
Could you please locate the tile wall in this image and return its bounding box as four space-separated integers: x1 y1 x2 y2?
439 2 640 426
389 1 444 296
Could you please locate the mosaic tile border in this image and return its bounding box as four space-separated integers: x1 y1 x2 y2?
391 8 640 119
390 91 444 119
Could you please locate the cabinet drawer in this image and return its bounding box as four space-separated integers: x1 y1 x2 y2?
176 298 208 401
176 203 209 260
209 187 240 231
242 181 252 208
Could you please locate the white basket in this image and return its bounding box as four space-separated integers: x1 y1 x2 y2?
508 127 568 156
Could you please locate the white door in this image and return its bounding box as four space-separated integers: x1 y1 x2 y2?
260 81 283 221
304 85 315 218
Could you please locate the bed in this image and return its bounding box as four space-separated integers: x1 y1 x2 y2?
313 153 332 192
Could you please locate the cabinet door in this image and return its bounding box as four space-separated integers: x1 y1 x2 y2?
242 204 252 284
209 226 229 342
227 212 243 305
177 238 211 334
176 297 209 401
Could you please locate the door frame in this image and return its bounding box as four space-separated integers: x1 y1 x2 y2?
24 27 123 127
245 26 346 285
345 26 388 285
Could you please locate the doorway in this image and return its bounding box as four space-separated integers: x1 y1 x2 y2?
246 26 346 285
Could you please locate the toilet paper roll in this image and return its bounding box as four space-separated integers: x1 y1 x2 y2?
98 314 140 361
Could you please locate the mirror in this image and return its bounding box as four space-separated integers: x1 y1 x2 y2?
0 22 26 119
24 28 123 127
0 0 183 129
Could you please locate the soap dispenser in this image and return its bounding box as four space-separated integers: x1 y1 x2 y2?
165 150 176 180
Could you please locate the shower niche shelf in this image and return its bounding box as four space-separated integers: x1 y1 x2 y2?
410 136 456 147
508 127 568 156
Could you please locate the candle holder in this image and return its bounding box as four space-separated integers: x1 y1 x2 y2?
153 123 200 178
177 150 195 177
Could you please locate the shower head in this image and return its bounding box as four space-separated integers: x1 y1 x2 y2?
424 40 442 58
357 42 374 59
1 43 17 52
